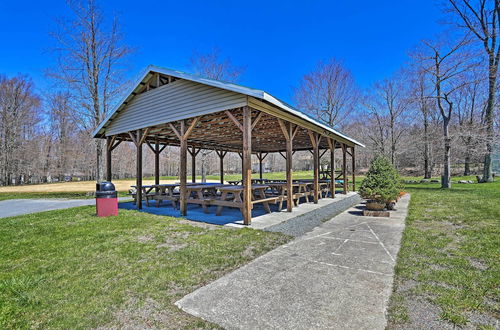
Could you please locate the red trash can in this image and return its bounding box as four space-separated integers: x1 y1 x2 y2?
96 181 118 217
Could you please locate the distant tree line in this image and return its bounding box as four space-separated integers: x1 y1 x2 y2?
0 0 497 189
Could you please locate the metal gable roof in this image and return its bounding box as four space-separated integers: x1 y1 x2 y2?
93 65 365 147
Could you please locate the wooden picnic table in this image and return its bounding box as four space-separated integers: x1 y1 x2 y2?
267 182 312 209
185 184 227 213
214 184 277 216
130 185 155 206
150 184 180 208
296 179 331 199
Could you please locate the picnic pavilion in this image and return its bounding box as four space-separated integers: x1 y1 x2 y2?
93 66 364 225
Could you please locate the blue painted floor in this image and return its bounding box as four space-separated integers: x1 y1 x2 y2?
119 201 285 225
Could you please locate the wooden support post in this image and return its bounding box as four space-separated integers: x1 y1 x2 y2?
128 129 144 209
351 146 356 191
259 152 264 179
328 138 336 198
308 131 321 204
179 121 187 215
188 146 198 183
169 117 199 216
278 119 298 212
146 138 167 192
220 152 224 184
242 107 252 225
285 126 294 211
154 138 160 186
216 150 227 184
257 152 268 180
106 136 112 182
341 143 348 194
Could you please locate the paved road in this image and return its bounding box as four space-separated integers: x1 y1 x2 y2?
0 198 125 218
176 195 410 330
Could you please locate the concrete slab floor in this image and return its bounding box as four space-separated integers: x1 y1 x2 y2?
176 194 410 330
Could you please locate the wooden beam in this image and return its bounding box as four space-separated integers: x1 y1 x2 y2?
138 127 150 146
158 144 167 153
277 118 290 141
145 140 156 153
291 125 300 140
242 107 252 225
251 111 264 130
169 123 182 140
107 135 116 151
183 117 200 139
128 131 138 145
225 110 243 131
110 139 122 151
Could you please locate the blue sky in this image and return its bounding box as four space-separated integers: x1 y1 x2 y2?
0 0 442 104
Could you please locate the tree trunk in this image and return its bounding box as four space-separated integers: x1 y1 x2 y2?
482 53 497 183
464 154 471 176
442 120 451 189
423 113 431 179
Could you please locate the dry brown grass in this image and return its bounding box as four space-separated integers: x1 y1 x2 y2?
0 179 192 193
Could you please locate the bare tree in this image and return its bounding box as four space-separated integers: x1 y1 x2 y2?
454 69 487 175
416 36 475 188
49 0 131 181
447 0 499 181
0 75 41 185
47 92 77 180
409 69 436 178
295 58 359 129
375 76 410 165
190 47 245 82
190 48 245 180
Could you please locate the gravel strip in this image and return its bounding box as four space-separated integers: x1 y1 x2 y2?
263 194 362 236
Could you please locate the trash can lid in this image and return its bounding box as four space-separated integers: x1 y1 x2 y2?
96 181 116 191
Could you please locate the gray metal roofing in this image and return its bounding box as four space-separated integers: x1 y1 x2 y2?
93 65 365 147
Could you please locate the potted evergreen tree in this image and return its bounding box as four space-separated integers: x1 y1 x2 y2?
359 156 402 211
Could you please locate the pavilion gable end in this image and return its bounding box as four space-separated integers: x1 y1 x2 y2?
105 78 248 136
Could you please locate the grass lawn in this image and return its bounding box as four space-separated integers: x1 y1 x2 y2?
0 207 290 329
388 179 499 329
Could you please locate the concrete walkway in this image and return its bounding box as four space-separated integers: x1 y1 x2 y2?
0 198 128 218
176 194 410 329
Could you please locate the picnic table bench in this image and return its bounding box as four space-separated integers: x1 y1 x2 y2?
213 184 278 216
267 182 313 209
130 185 156 206
184 184 278 216
150 184 180 208
185 184 225 213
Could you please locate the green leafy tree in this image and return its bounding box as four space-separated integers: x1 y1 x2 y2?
360 155 402 202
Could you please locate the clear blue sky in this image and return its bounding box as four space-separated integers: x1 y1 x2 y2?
0 0 442 104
